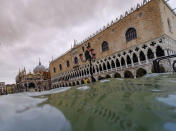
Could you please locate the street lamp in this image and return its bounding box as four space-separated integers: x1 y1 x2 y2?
79 43 96 82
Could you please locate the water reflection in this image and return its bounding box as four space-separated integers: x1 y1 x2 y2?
0 94 71 131
0 74 176 131
47 74 176 131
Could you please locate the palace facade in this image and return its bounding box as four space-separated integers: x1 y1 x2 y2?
16 61 51 92
50 0 176 88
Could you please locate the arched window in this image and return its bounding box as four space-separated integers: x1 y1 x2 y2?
74 57 78 64
59 64 62 70
102 41 109 52
125 28 137 42
53 67 56 73
66 60 70 67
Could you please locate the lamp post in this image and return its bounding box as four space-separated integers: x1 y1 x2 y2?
80 43 96 83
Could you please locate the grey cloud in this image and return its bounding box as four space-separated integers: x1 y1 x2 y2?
0 0 175 84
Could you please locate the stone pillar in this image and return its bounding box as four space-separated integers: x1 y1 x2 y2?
154 52 157 59
133 70 137 79
137 54 141 65
131 56 134 67
145 52 149 64
120 71 124 78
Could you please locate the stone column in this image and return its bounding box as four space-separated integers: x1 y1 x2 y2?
131 56 134 67
137 54 141 65
145 52 149 64
154 51 157 59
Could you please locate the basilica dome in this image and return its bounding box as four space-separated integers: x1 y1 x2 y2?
33 61 46 74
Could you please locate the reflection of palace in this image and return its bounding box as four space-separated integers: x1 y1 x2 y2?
16 61 51 92
49 0 176 88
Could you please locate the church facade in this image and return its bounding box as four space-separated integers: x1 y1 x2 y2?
16 61 51 92
49 0 176 88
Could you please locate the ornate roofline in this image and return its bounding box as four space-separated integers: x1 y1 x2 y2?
50 0 175 64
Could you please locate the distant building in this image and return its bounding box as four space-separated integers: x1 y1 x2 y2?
0 82 6 95
6 84 16 94
16 61 51 92
49 0 176 88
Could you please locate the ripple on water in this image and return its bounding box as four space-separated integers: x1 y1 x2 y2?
157 94 176 107
169 80 176 83
23 87 71 97
100 79 110 83
77 86 90 90
164 122 176 131
151 89 164 92
116 78 124 81
144 73 160 78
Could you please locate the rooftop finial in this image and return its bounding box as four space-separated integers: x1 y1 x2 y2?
39 58 41 65
74 39 77 47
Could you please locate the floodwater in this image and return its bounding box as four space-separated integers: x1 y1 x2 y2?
0 74 176 131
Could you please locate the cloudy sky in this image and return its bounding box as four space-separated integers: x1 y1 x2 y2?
0 0 175 84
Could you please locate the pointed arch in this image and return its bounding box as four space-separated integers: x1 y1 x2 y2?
139 51 146 62
99 64 103 71
103 63 107 70
111 60 115 68
116 59 120 67
156 46 165 57
96 65 99 72
92 66 95 73
132 53 138 63
126 55 132 65
121 57 126 66
84 69 87 75
147 48 154 59
107 61 111 70
87 68 89 74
